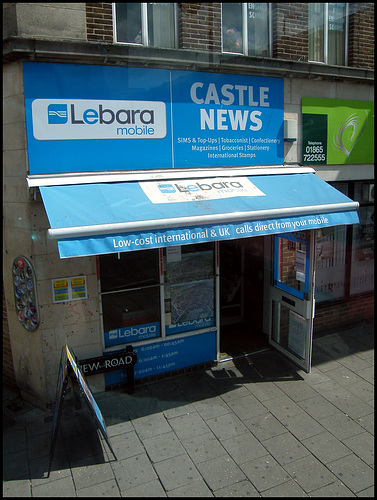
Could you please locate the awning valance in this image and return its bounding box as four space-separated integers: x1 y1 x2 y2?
39 170 359 258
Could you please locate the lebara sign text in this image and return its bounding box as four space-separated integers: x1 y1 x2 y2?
23 63 284 174
33 99 166 140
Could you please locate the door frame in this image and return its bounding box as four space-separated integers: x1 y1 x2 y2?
263 230 316 373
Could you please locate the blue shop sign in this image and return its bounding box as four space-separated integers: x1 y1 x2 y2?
105 330 217 385
23 62 284 174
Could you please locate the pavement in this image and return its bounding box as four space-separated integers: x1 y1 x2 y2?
3 321 374 497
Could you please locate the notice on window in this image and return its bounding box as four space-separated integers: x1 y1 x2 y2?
288 311 306 359
52 276 87 303
295 249 306 282
166 246 181 263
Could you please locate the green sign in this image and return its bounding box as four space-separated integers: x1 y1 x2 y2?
302 97 374 165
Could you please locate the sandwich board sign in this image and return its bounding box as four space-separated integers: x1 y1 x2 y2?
49 343 116 475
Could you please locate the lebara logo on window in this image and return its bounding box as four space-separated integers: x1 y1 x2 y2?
48 104 68 124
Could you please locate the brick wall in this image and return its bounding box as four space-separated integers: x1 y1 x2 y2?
314 294 374 335
272 3 308 61
85 3 373 69
3 282 17 391
348 3 375 69
86 2 113 42
179 3 222 52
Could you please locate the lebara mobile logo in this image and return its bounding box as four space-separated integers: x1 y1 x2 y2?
158 184 176 193
141 177 266 204
47 104 68 124
31 99 166 141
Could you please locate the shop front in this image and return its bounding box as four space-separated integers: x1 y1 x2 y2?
23 62 359 392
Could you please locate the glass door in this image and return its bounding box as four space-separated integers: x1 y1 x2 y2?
266 230 316 372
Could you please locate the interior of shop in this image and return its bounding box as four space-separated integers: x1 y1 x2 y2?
219 237 269 360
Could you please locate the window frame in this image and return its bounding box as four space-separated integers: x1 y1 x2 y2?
308 3 349 66
112 2 179 48
221 3 273 57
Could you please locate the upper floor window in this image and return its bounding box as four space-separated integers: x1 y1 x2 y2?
114 3 178 48
309 3 348 66
222 3 272 57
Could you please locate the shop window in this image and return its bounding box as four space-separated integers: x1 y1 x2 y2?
308 3 348 66
315 225 347 302
222 3 271 57
350 182 374 295
99 250 161 347
114 3 178 48
315 181 374 303
163 243 216 335
100 243 217 349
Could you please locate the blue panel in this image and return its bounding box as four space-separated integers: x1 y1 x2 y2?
23 62 284 174
55 210 358 258
104 330 217 385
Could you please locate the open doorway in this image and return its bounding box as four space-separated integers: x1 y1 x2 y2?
219 237 269 359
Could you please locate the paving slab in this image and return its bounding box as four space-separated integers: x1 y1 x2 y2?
239 454 291 492
71 461 115 491
318 412 367 440
196 454 246 492
326 454 375 493
308 479 356 497
167 478 213 497
213 479 260 497
301 430 352 464
243 411 287 441
168 410 210 440
192 395 231 420
111 453 158 493
261 431 311 465
181 431 227 464
131 412 171 440
76 479 121 497
30 474 76 497
226 394 267 420
262 394 304 420
2 478 32 497
206 412 249 441
341 431 374 466
261 479 308 497
279 411 325 440
153 453 202 492
221 431 268 464
142 430 186 463
283 455 337 494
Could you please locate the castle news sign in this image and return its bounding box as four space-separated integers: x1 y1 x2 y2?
23 62 284 175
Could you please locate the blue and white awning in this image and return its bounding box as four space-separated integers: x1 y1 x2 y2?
39 168 359 258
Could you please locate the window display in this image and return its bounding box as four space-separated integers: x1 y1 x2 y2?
100 243 216 348
163 243 216 335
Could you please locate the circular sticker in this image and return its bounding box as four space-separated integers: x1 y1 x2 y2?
17 257 25 270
